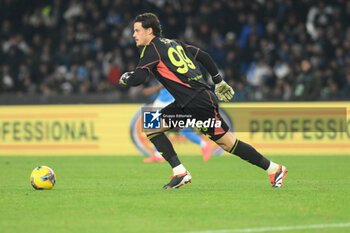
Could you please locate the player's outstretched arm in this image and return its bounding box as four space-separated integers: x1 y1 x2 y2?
119 69 149 86
187 46 234 102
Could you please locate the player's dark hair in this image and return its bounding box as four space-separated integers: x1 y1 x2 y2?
134 13 162 37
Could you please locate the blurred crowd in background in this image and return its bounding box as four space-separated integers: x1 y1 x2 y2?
0 0 350 102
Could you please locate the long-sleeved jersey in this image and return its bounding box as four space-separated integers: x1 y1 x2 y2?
127 37 221 107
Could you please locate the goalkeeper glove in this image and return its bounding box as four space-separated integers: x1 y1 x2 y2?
119 71 134 86
215 80 235 102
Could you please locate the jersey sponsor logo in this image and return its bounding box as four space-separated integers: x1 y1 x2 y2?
188 75 203 81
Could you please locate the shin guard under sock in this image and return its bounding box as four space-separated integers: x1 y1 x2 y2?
147 132 181 168
230 139 270 170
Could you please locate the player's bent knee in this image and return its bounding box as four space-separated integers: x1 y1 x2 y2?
216 141 231 152
214 132 236 152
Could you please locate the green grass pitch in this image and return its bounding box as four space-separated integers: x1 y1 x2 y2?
0 155 349 233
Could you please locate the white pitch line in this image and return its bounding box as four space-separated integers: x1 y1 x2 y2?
178 222 350 233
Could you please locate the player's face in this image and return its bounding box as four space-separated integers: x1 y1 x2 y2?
133 22 152 47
